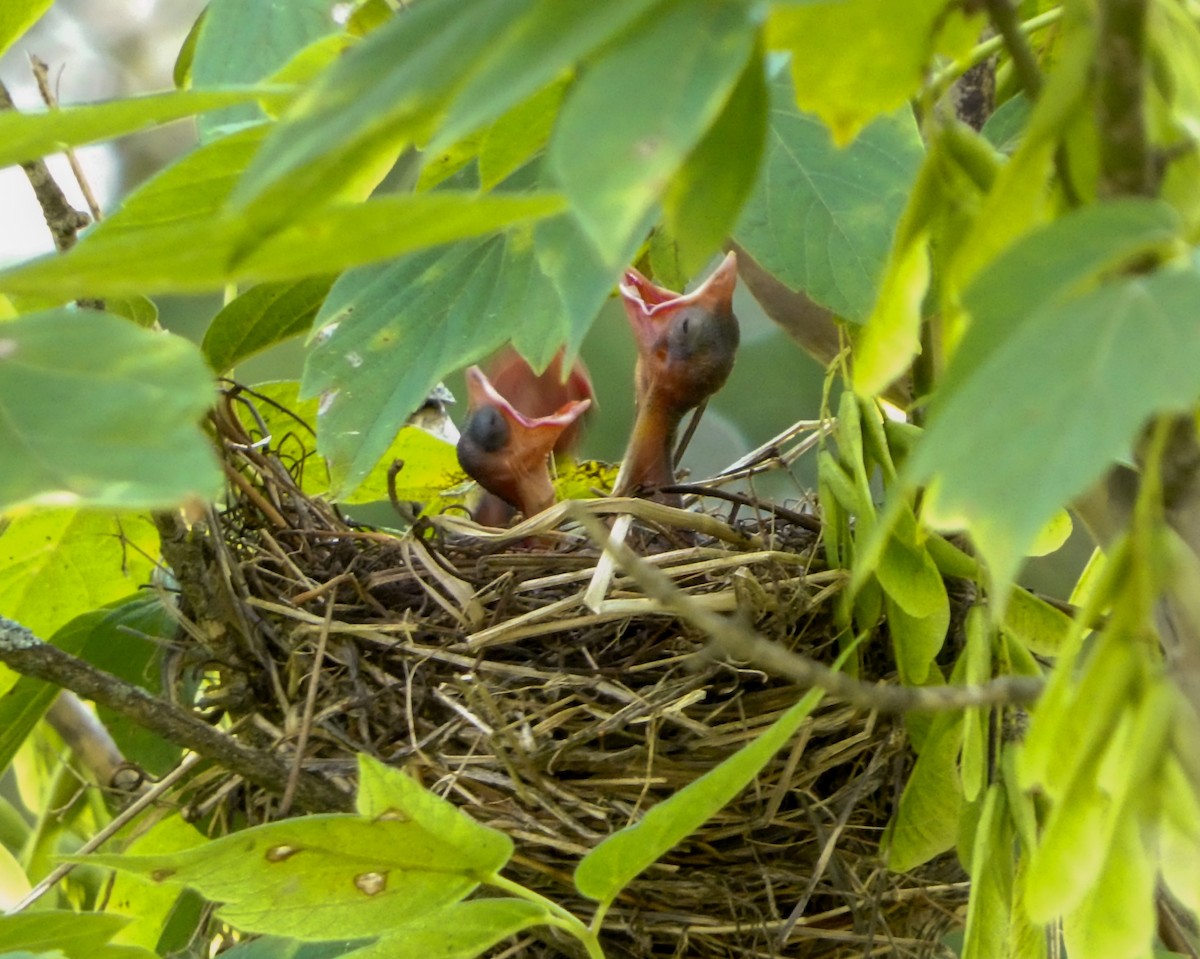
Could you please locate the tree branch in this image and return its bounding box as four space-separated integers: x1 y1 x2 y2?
572 507 1044 713
1095 0 1155 196
0 615 352 813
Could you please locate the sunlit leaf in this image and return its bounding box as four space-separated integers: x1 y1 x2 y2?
0 0 52 60
0 310 219 510
886 703 963 872
86 817 478 940
347 900 549 959
0 193 563 299
0 88 283 169
767 0 982 143
961 785 1014 959
0 912 130 959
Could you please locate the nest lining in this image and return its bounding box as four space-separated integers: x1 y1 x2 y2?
170 391 969 959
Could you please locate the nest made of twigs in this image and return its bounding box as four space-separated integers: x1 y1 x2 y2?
168 387 968 959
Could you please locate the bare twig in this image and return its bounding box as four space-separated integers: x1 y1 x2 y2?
29 56 102 220
0 614 351 813
572 506 1044 713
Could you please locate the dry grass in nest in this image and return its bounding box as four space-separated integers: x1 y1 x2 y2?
171 389 968 959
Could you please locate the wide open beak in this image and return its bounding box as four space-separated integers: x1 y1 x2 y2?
618 250 738 351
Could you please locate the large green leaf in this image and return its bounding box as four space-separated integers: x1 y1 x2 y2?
348 901 550 959
0 193 563 299
733 73 923 323
767 0 982 143
0 913 132 959
0 0 51 59
0 88 282 169
549 0 757 264
913 265 1200 592
961 785 1015 959
0 310 219 510
192 0 337 139
302 225 568 493
87 816 478 940
431 0 663 154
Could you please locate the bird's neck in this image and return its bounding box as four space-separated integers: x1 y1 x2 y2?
615 400 682 506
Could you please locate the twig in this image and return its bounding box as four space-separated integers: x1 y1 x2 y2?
45 693 132 792
0 614 351 813
281 593 334 815
29 56 102 221
0 79 91 253
572 506 1044 713
979 0 1042 97
1095 0 1155 197
5 753 203 914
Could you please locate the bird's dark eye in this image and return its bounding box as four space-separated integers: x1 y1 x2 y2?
464 406 510 453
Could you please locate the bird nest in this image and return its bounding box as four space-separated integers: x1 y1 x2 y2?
167 387 968 959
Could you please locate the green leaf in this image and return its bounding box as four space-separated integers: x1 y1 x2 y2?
0 310 219 511
233 0 523 210
302 225 569 494
1061 810 1156 959
355 756 513 874
961 785 1014 959
220 938 368 959
981 94 1030 155
347 900 549 959
884 594 949 687
914 266 1200 593
86 816 479 940
886 682 964 872
0 594 170 778
1158 755 1200 916
767 0 982 144
0 913 130 959
0 193 564 299
549 0 757 264
944 198 1180 407
433 0 662 153
1002 588 1073 657
0 0 52 59
733 73 924 323
203 277 334 373
478 80 567 192
0 88 284 169
192 0 338 139
663 44 768 277
575 685 826 904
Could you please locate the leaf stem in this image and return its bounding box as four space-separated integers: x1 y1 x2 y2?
485 872 605 959
980 0 1044 98
929 7 1063 100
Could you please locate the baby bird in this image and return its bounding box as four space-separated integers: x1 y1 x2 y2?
614 251 740 507
456 364 591 522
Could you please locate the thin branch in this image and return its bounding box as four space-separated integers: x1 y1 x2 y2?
0 614 352 813
1095 0 1155 197
571 507 1044 713
979 0 1043 98
29 56 102 221
0 79 91 253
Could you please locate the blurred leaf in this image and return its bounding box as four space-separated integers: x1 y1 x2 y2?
549 0 757 264
232 0 523 211
552 459 617 503
0 193 563 299
981 94 1030 154
356 756 513 873
104 295 159 328
961 785 1014 959
433 0 662 153
767 0 982 143
349 900 549 959
575 684 826 904
172 8 205 88
0 913 130 959
886 701 963 872
86 817 478 940
303 220 570 494
0 88 282 168
479 80 567 192
192 0 337 139
221 938 368 959
0 0 52 60
107 815 206 951
0 310 218 511
884 594 949 687
203 277 334 373
734 73 923 323
914 266 1200 594
0 839 30 911
1159 756 1200 916
0 594 169 778
1002 588 1072 657
664 44 768 277
1062 809 1156 959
